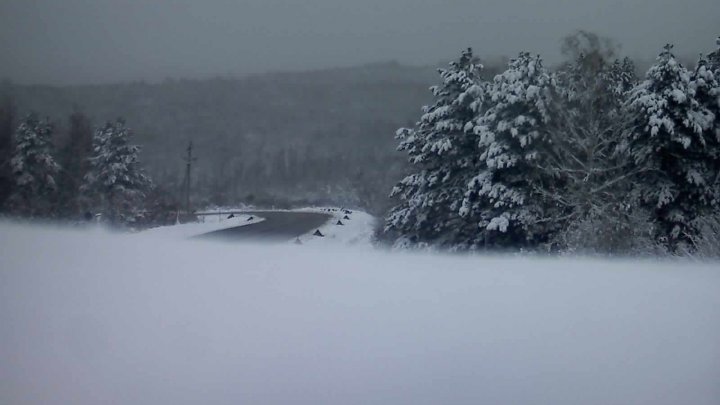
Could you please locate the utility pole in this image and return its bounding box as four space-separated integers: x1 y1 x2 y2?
183 141 197 214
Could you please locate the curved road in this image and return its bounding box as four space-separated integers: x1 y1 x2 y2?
196 211 331 242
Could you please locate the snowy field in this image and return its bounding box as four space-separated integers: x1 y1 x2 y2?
1 221 720 405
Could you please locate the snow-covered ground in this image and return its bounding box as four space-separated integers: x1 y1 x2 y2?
141 213 264 239
1 222 719 405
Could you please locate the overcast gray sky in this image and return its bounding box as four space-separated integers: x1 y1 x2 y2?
1 0 718 85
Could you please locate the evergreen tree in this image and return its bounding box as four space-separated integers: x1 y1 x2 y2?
625 45 716 250
691 47 720 211
604 57 638 100
82 119 153 225
5 114 61 217
461 52 557 249
385 48 485 248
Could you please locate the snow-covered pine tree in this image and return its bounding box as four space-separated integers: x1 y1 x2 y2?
689 44 720 254
461 52 557 249
604 57 638 100
625 44 716 250
699 39 720 147
691 54 719 165
5 113 61 217
385 48 485 248
82 119 153 225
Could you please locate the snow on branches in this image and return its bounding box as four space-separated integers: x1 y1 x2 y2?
386 48 485 248
82 119 153 225
462 52 557 248
386 38 720 254
625 44 717 249
6 114 61 217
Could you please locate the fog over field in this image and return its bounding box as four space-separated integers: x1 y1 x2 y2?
2 223 719 405
1 3 720 403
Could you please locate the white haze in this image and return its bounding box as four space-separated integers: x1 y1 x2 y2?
1 0 719 84
1 222 719 404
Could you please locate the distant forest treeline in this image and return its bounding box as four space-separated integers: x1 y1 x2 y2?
0 44 677 216
1 62 448 214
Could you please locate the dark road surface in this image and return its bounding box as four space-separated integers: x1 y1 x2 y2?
196 211 331 242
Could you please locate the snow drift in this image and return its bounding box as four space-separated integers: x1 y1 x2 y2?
1 221 719 405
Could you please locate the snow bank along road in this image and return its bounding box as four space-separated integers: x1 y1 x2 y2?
196 210 331 241
140 213 264 240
